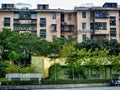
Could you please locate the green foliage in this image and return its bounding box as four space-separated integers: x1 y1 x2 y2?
42 79 111 84
0 78 7 82
49 63 68 80
5 64 21 73
75 39 120 55
1 80 39 85
59 45 75 58
21 66 36 73
1 28 120 80
0 59 8 77
8 51 19 63
5 64 36 73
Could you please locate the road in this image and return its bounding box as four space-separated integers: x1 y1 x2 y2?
35 87 120 90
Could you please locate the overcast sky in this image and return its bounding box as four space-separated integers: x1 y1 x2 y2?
0 0 120 9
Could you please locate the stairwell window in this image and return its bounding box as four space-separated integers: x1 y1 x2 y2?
82 23 86 29
40 29 46 38
52 13 56 19
40 18 46 27
68 13 72 20
4 17 10 27
82 34 87 41
82 12 86 18
110 16 116 26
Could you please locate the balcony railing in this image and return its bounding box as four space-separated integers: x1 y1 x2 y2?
14 27 37 31
14 24 37 27
78 29 90 33
61 29 73 32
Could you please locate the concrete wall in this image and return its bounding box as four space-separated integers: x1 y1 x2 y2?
31 56 65 78
37 12 61 41
6 73 42 82
0 11 13 31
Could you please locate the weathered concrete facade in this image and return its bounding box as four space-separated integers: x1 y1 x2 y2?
0 3 120 42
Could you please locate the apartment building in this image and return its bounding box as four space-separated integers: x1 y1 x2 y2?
0 2 120 42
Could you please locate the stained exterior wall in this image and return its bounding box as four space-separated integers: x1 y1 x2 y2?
0 11 13 30
0 5 120 42
31 56 120 79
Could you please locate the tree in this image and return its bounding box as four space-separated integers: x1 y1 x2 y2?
8 51 19 64
67 49 88 79
59 45 75 58
75 39 120 56
49 63 67 80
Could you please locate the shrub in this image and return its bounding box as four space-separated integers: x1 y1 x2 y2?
5 64 21 73
41 79 111 84
1 80 39 85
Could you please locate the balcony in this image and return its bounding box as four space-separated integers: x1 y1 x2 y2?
94 30 109 35
61 25 74 32
95 11 109 18
61 28 73 32
61 29 73 32
95 27 107 30
14 26 37 31
14 24 37 27
31 20 37 24
61 22 67 26
14 20 20 24
78 29 90 33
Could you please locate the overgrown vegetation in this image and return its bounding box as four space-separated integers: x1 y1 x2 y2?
0 28 120 81
41 79 111 84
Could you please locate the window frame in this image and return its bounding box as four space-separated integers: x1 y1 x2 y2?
82 34 87 41
4 17 10 27
52 13 56 19
82 12 86 18
82 23 86 29
40 18 46 27
40 29 46 38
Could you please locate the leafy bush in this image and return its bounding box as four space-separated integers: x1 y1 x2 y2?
41 79 111 84
21 66 36 73
5 64 36 73
5 64 21 73
1 80 39 85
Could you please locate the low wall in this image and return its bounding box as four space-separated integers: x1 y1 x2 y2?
6 73 42 82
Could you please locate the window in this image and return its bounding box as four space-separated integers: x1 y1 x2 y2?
31 12 37 19
40 29 46 38
82 34 87 41
40 18 46 27
110 28 116 31
82 23 86 29
68 13 72 20
95 22 107 30
110 16 116 26
19 12 31 20
61 14 64 21
90 11 94 19
52 13 56 19
68 25 73 32
82 12 86 18
110 31 116 37
14 12 19 19
4 17 10 27
51 24 57 31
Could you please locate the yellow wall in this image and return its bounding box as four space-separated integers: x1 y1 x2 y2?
32 56 65 78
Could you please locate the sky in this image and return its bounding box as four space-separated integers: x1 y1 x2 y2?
0 0 120 9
